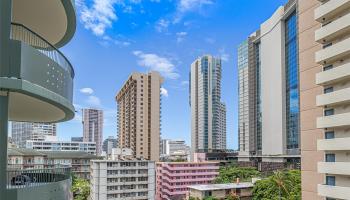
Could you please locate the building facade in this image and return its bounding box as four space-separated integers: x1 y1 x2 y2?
26 138 96 154
160 139 190 156
190 55 227 156
156 162 220 200
8 148 100 179
116 71 163 161
82 108 103 155
300 0 350 199
71 137 83 142
102 136 117 156
237 0 300 170
187 183 254 200
90 160 155 200
11 122 57 148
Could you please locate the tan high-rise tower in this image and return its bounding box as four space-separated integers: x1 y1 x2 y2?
116 71 163 161
82 108 103 155
300 0 350 199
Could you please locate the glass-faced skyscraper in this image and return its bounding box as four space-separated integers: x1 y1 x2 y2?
190 55 226 155
237 0 300 168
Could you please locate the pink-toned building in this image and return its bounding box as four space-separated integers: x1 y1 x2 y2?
156 162 220 200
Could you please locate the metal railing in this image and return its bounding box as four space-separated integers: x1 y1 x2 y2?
6 166 71 189
10 22 74 78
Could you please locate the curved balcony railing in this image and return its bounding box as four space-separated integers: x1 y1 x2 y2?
10 22 74 79
6 166 71 189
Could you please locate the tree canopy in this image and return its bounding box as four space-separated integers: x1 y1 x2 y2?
72 175 90 200
252 170 301 200
214 166 260 183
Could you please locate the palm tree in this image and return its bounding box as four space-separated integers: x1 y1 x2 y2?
271 171 291 199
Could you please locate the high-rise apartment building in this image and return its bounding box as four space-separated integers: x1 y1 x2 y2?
190 55 227 155
90 160 156 200
237 0 300 170
102 136 117 156
11 122 57 148
300 0 350 199
82 108 103 155
116 71 163 161
238 39 261 156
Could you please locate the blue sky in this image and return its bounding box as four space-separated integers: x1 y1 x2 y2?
57 0 287 149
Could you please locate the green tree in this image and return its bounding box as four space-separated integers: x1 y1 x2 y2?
214 166 260 183
252 170 301 200
203 197 218 200
225 193 240 200
72 175 90 200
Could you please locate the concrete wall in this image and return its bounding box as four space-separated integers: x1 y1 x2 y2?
7 179 72 200
260 6 286 156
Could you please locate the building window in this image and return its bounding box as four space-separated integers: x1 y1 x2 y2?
326 176 335 186
324 109 334 116
325 131 334 139
324 87 333 94
325 154 335 162
323 42 332 49
285 10 299 150
323 65 333 71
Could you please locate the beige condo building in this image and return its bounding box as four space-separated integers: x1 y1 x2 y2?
116 72 163 161
82 108 103 155
300 0 350 199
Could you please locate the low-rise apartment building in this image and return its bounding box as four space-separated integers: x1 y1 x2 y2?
156 162 220 200
7 148 100 179
90 159 156 200
26 138 96 154
187 183 254 200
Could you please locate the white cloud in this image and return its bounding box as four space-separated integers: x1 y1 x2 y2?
219 48 230 62
130 0 142 3
160 87 168 97
80 87 94 95
133 51 180 79
173 0 214 23
176 32 187 43
155 19 170 32
205 37 215 44
181 80 189 86
101 35 132 47
78 0 118 36
86 95 102 107
178 0 213 12
221 53 229 62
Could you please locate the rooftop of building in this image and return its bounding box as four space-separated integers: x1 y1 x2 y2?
8 148 46 156
187 183 254 191
156 161 220 165
8 148 102 159
91 158 154 163
42 151 101 159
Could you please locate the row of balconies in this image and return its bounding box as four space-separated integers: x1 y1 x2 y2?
315 1 350 199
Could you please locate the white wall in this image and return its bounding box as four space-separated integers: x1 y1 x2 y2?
260 6 286 156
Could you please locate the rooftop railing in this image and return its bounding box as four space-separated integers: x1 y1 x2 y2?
6 166 71 189
10 22 74 79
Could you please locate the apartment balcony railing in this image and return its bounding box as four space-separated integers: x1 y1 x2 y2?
6 166 71 189
10 22 74 100
0 22 75 122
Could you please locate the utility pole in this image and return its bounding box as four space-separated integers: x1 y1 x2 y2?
0 0 12 197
